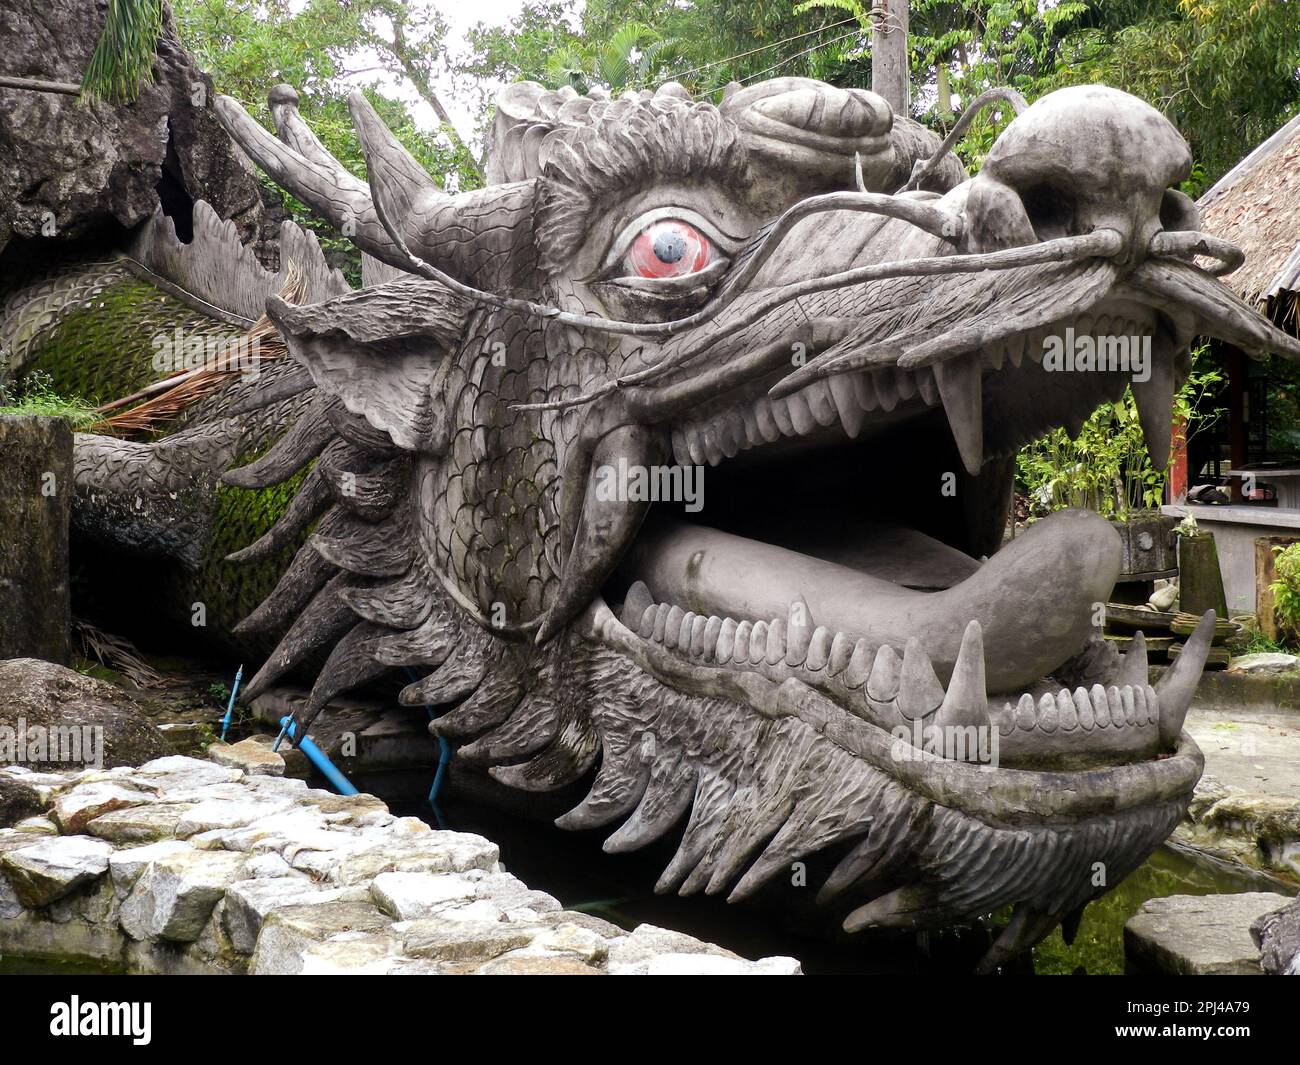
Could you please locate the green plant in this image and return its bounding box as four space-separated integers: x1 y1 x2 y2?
1269 543 1300 643
0 370 103 429
81 0 164 103
1016 347 1223 521
207 682 232 704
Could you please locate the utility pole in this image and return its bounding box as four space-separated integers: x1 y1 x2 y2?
871 0 910 115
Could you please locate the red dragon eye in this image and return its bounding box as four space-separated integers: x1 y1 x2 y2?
626 220 712 279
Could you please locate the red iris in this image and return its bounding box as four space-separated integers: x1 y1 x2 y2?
626 220 711 279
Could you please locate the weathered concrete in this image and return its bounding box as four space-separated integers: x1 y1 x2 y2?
0 757 801 975
0 417 71 662
1251 895 1300 975
1125 892 1292 974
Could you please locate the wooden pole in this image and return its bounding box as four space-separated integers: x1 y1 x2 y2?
0 75 81 96
0 416 72 663
872 0 910 115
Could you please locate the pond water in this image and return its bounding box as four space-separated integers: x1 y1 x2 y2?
416 793 1296 975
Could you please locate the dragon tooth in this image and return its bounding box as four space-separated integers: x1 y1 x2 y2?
934 355 984 476
1036 692 1058 733
804 380 839 427
1014 692 1036 730
1106 685 1123 727
749 620 769 663
916 367 939 406
638 604 657 639
652 603 672 642
843 639 874 689
769 396 796 437
1155 610 1215 747
852 372 877 412
1074 687 1094 730
671 428 692 467
717 617 737 661
828 631 854 675
739 406 762 449
663 605 686 648
621 580 654 629
684 423 707 465
806 626 833 672
701 426 724 467
786 391 817 436
785 595 813 666
702 616 722 659
897 638 945 720
1114 631 1150 690
732 621 753 662
719 411 745 457
1056 688 1078 731
873 370 899 411
690 614 709 656
537 424 662 645
933 620 989 731
754 398 782 442
765 618 786 664
675 610 696 650
1132 352 1176 471
1133 683 1149 726
829 374 865 438
1091 683 1111 728
866 643 901 700
894 367 917 401
1121 684 1137 725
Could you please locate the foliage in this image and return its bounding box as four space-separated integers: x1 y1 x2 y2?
1270 543 1300 642
0 370 102 429
1016 348 1224 521
81 0 164 103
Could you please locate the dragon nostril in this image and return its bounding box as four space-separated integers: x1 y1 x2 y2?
1020 183 1077 242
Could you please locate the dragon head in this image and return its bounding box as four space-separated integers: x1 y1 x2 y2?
216 78 1299 969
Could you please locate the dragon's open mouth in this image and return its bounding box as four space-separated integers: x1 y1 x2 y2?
597 297 1207 775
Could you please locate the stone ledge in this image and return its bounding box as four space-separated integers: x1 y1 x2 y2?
0 757 801 975
1124 892 1292 975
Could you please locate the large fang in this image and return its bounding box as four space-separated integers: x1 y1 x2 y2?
1113 630 1149 690
933 355 983 476
898 637 944 720
931 619 989 740
1154 609 1215 748
536 425 663 644
1131 336 1176 468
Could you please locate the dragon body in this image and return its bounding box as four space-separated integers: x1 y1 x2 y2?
7 75 1300 971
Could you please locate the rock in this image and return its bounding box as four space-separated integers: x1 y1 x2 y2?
475 954 603 976
1125 892 1293 975
131 755 243 791
119 848 246 942
52 781 152 833
13 815 57 835
0 834 113 906
644 953 802 975
242 852 296 879
330 830 499 886
399 919 536 963
248 901 395 975
472 872 562 917
607 923 743 975
1227 652 1299 675
175 797 292 838
527 921 611 965
0 773 43 824
0 0 266 258
369 871 477 921
222 877 334 955
107 839 189 896
85 803 187 844
0 659 169 771
208 736 284 777
1251 896 1300 976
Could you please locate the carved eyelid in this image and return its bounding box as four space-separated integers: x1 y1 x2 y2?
598 206 743 277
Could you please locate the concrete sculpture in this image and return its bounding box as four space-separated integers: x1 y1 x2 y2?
20 77 1300 970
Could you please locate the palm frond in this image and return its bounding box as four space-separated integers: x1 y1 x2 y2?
81 0 164 104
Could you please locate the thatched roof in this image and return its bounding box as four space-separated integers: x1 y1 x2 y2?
1199 110 1300 326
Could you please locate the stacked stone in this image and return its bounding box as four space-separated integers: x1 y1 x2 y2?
0 751 800 975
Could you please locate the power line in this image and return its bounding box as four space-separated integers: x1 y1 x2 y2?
661 16 858 83
740 26 868 85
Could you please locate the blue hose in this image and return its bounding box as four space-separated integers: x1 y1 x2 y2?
276 716 358 796
219 664 243 742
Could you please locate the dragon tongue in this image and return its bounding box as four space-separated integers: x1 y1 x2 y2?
624 507 1122 692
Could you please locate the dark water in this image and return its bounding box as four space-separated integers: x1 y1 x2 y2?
414 792 1296 975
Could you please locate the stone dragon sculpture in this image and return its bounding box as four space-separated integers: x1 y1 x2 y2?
9 75 1300 971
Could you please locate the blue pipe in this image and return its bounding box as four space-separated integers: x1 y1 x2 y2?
219 664 244 742
277 716 358 796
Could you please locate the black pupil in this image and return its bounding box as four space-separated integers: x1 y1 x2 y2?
653 229 687 264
